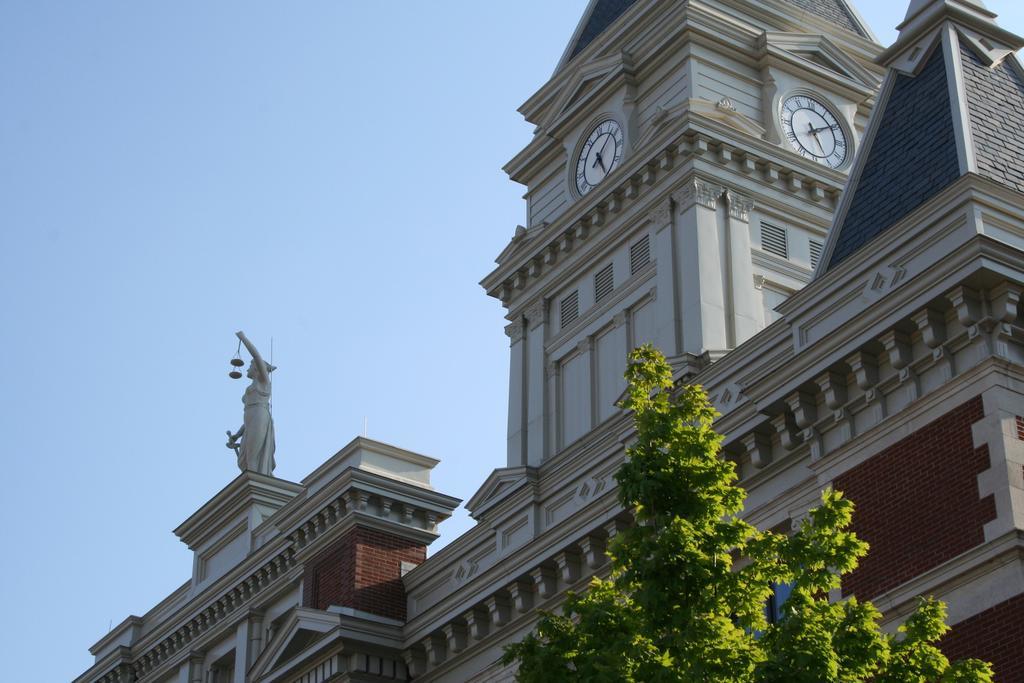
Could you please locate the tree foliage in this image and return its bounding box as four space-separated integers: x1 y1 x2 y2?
504 345 993 682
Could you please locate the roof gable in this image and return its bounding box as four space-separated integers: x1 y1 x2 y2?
819 0 1024 274
764 31 882 91
249 607 340 681
465 466 538 520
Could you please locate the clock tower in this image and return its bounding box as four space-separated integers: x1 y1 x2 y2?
481 0 884 469
75 1 1024 681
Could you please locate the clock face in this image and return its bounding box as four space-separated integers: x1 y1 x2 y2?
780 95 848 169
575 119 624 195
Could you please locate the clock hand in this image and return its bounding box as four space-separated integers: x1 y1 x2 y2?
592 151 607 173
807 122 826 156
807 123 839 135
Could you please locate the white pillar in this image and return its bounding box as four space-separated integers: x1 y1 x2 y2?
649 199 680 356
546 360 560 458
524 299 548 467
505 320 526 467
233 612 262 683
675 178 728 355
724 190 761 345
176 654 203 683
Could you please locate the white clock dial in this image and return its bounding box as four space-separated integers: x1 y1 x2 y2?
575 119 624 196
780 95 848 169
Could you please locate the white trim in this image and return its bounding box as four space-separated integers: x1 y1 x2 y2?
943 24 978 175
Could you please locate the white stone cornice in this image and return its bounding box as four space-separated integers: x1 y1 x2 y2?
504 321 524 344
725 189 755 221
740 431 773 470
525 299 547 330
989 282 1023 323
94 467 457 683
672 177 724 211
911 307 948 349
483 120 848 307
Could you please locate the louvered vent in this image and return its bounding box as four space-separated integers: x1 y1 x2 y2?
594 263 615 303
761 223 789 259
630 235 650 275
560 290 579 328
809 240 823 270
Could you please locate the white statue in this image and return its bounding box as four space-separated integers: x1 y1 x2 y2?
226 331 276 475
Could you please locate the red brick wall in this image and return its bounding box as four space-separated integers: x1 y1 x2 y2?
302 526 425 620
942 593 1024 682
834 396 996 599
304 535 356 613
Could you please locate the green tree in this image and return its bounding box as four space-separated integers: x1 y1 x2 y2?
504 345 993 682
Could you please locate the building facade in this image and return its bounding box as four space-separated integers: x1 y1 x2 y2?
76 0 1024 681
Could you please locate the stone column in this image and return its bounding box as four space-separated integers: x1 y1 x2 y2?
554 338 593 451
524 299 548 467
674 178 728 355
546 360 560 459
233 612 263 683
505 319 526 467
724 190 761 345
175 653 203 683
648 199 680 356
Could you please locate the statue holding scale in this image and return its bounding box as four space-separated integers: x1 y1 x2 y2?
226 331 276 475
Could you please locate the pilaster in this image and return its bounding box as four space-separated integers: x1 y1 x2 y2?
545 360 560 460
505 320 526 467
724 190 761 345
524 299 548 467
674 178 729 354
176 654 204 683
648 199 680 356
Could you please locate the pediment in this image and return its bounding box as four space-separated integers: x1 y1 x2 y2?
494 224 546 266
763 33 880 91
465 466 538 520
541 52 635 131
249 607 340 681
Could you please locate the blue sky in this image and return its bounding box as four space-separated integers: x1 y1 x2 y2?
2 1 1021 680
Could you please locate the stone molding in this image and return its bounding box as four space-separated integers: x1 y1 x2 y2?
485 126 845 306
646 198 672 228
725 189 755 221
81 469 458 683
504 321 524 344
672 177 724 211
525 299 547 330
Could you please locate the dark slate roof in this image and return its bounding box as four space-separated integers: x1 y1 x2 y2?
961 44 1024 194
826 46 961 270
567 0 637 62
781 0 867 38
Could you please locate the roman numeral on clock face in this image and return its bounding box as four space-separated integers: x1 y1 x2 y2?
574 119 624 196
779 94 848 169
